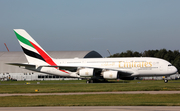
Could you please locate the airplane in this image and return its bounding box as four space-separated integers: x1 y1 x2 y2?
7 29 178 83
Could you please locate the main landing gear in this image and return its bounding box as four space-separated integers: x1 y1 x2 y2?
86 79 108 83
86 79 94 83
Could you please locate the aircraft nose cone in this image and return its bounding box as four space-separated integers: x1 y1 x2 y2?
172 66 178 74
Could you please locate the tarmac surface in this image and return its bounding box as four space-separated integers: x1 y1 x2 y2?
0 106 180 111
0 91 180 96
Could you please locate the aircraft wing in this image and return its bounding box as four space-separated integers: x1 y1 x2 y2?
41 65 134 76
7 63 134 77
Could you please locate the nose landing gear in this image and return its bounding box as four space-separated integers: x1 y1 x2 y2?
164 79 168 83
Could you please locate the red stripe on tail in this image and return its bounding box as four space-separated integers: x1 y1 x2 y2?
29 41 69 74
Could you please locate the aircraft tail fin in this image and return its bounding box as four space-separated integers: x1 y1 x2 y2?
13 29 57 66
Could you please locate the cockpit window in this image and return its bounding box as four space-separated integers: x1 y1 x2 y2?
168 64 172 66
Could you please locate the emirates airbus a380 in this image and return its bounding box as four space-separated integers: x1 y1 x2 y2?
8 29 177 83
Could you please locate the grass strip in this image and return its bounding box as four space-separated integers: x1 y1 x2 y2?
0 80 180 93
0 94 180 107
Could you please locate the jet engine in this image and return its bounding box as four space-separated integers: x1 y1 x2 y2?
102 70 118 79
78 68 94 77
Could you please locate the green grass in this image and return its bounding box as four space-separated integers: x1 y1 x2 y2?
0 80 180 93
0 94 180 107
0 80 180 107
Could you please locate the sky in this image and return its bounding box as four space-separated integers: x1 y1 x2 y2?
0 0 180 57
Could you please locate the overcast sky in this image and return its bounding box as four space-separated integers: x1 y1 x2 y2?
0 0 180 57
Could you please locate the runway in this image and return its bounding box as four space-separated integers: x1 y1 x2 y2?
0 91 180 96
0 106 180 111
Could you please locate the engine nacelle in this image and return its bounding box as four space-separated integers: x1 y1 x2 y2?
78 68 94 77
103 71 118 79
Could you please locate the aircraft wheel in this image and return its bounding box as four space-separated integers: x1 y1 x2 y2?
86 80 90 84
164 79 168 83
90 79 94 83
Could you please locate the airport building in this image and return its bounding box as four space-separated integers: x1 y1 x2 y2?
0 51 102 81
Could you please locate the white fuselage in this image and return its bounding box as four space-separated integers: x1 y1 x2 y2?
33 57 177 78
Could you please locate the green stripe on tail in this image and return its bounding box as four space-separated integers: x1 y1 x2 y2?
14 31 34 48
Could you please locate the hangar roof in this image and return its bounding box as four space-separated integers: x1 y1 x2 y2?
46 51 102 59
0 51 102 73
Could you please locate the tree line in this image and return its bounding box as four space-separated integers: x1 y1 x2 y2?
109 49 180 73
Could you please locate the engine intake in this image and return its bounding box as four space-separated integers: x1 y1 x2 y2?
78 68 94 77
103 70 118 79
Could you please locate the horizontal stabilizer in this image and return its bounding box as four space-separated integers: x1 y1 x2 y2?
6 63 36 67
